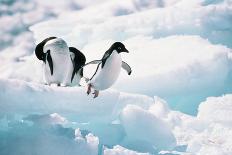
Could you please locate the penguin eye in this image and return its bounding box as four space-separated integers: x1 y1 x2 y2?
118 47 121 50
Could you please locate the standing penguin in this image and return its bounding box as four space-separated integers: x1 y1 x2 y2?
35 37 85 86
81 42 132 98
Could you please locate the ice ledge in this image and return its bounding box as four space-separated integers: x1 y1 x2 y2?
0 78 154 123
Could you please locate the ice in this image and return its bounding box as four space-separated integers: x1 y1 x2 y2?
24 113 67 126
0 78 177 153
120 104 176 153
104 145 150 155
197 94 232 125
186 94 232 154
0 113 99 155
149 97 170 118
31 0 232 47
170 94 232 155
1 77 232 154
1 0 232 154
0 79 154 123
115 36 232 114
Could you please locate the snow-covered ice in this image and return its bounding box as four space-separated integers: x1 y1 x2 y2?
1 0 232 155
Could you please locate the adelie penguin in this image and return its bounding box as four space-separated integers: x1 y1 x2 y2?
35 37 86 86
81 42 132 98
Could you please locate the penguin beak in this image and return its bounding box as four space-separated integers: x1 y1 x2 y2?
122 47 129 53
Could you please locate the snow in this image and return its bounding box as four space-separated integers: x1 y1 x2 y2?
120 104 176 153
1 0 232 155
171 94 232 155
104 145 150 155
1 77 232 154
1 78 232 155
197 94 232 125
0 78 154 123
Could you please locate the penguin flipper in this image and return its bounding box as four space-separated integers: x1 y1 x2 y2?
122 61 132 75
85 60 102 65
81 60 102 69
71 70 76 83
47 51 53 75
71 65 82 83
69 47 86 83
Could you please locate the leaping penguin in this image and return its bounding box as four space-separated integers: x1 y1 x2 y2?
81 42 132 98
35 37 86 86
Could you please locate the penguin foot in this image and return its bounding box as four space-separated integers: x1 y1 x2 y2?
93 90 99 98
87 84 92 95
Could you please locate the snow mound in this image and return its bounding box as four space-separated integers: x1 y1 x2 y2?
197 94 232 125
170 94 232 155
1 78 232 154
30 0 232 47
187 94 232 154
0 113 99 155
0 78 180 153
0 78 153 124
104 145 150 155
187 123 232 155
120 104 176 153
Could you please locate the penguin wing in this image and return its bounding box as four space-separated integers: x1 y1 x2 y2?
35 36 57 62
46 51 53 75
122 61 132 75
101 50 111 68
81 60 102 68
69 47 86 82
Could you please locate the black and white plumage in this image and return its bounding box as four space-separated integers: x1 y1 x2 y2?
82 42 132 98
35 36 56 75
35 37 86 86
69 47 86 85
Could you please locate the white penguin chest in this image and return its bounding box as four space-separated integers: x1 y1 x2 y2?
44 52 72 84
92 51 122 90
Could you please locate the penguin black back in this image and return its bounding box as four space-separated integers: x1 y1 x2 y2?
35 36 57 62
69 47 86 82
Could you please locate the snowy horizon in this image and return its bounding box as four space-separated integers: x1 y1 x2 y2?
0 0 232 155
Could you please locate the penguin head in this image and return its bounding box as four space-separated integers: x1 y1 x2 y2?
35 36 57 61
111 42 129 53
43 38 69 54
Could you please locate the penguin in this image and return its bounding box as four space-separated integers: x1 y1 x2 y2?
35 37 85 86
81 42 132 98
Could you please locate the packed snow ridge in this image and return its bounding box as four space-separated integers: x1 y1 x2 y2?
1 79 232 155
